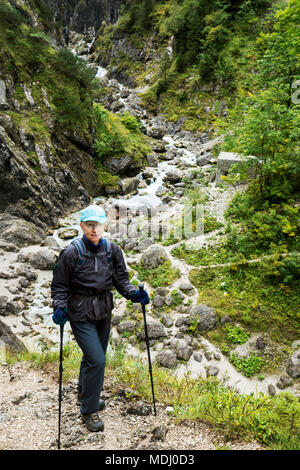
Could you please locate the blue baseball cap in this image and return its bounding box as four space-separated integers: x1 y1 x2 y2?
80 205 107 224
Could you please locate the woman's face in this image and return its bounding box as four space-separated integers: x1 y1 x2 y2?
80 221 105 244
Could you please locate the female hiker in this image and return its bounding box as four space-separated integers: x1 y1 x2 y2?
51 204 150 432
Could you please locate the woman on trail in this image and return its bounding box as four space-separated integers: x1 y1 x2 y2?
51 204 149 432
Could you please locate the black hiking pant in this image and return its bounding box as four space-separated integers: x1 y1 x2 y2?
70 314 111 415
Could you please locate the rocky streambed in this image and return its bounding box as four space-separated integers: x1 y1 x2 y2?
0 33 299 402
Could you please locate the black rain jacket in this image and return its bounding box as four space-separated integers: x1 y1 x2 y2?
51 237 136 322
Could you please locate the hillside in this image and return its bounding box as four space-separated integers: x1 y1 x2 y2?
0 0 299 452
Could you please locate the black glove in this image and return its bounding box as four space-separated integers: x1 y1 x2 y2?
130 289 150 305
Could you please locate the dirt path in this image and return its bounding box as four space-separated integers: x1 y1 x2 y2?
0 361 264 451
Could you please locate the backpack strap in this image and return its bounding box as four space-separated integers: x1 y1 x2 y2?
103 237 113 264
71 237 113 266
71 237 88 267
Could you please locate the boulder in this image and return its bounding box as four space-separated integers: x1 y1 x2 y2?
102 155 132 175
139 321 167 340
116 321 135 335
0 296 20 316
187 305 217 332
147 126 165 139
118 177 140 195
156 349 177 368
166 169 182 183
140 245 169 269
0 318 27 353
29 249 58 270
0 215 45 247
58 228 79 240
286 350 300 378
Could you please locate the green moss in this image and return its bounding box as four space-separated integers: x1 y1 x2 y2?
131 260 180 288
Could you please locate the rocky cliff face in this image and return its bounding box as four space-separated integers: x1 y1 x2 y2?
45 0 126 39
0 1 111 242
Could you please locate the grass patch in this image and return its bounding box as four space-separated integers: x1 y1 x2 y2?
131 260 180 288
5 341 300 450
188 260 300 345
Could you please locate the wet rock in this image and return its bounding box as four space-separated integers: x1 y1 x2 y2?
102 155 132 176
156 349 177 368
118 177 140 195
166 169 182 183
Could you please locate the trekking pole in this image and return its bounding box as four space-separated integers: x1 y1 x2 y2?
57 324 64 450
139 283 156 416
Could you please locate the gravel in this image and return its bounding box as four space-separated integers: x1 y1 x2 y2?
0 362 264 451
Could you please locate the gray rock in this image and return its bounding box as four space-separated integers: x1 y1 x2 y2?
173 339 193 361
268 384 276 396
161 315 173 328
166 169 182 183
156 349 177 368
193 353 202 362
207 366 219 377
118 177 140 195
150 425 168 441
29 249 57 270
58 228 79 240
102 155 132 176
196 152 211 166
140 245 169 269
152 295 164 308
116 321 135 334
0 215 45 247
0 296 20 316
187 305 217 332
0 318 27 352
286 350 300 378
146 154 159 167
0 80 7 108
178 281 194 293
276 375 293 389
139 321 167 340
147 126 165 139
127 401 152 416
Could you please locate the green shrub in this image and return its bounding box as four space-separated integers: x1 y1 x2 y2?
230 353 265 377
226 325 250 344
